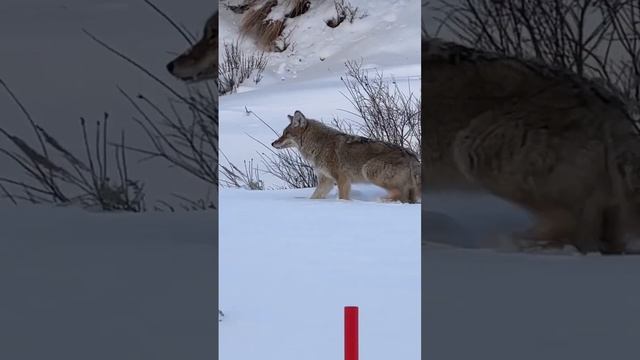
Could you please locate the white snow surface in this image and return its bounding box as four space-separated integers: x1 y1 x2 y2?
0 204 217 359
422 189 640 360
220 188 420 360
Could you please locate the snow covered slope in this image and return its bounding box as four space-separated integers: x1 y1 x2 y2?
220 0 421 85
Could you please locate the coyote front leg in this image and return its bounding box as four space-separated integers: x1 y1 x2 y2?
337 175 352 200
310 174 334 199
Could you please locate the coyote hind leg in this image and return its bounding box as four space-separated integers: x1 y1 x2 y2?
600 204 625 254
515 209 575 249
571 198 624 254
382 188 402 202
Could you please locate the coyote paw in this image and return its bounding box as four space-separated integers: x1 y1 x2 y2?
219 309 225 322
511 236 577 254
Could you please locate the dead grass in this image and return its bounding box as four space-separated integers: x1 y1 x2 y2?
238 0 307 51
285 0 311 18
326 0 360 28
240 0 277 48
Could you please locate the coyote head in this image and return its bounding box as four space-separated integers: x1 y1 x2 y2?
167 12 217 82
271 111 308 149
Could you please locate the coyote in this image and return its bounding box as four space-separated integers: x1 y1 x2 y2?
271 111 421 203
423 37 640 254
166 12 217 82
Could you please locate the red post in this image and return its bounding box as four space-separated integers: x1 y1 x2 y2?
344 306 359 360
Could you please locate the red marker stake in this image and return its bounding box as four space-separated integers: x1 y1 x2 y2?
344 306 359 360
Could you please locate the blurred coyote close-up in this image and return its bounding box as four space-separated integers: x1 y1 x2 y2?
272 110 421 203
166 11 217 82
423 36 640 254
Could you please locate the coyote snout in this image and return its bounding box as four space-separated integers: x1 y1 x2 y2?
272 111 421 203
167 12 217 82
271 124 299 149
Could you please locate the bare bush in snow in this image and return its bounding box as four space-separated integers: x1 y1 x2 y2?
219 41 269 95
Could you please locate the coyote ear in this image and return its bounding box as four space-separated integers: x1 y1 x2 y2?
287 114 294 122
292 110 307 127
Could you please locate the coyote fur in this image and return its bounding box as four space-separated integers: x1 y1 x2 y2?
272 111 421 203
166 12 217 82
423 37 640 254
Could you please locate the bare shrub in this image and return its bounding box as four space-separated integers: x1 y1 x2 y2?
0 80 145 211
430 0 640 116
83 4 218 210
220 155 265 190
119 84 217 187
154 192 216 212
258 148 317 189
273 25 295 52
326 0 361 28
340 60 421 155
219 40 268 95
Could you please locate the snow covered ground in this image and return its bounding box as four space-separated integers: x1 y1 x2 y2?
0 204 217 359
220 188 420 360
423 193 640 360
219 0 422 359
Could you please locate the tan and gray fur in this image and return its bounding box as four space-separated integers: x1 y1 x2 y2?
167 12 217 82
272 111 421 203
423 37 640 254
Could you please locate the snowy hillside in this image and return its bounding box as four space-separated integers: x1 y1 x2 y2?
220 0 420 85
0 0 215 201
219 0 422 359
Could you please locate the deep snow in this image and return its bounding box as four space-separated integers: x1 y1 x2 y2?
422 194 640 360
